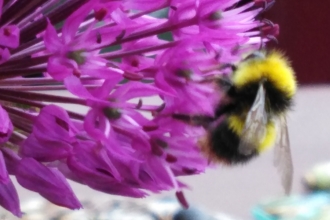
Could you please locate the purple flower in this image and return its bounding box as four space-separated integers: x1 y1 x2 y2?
0 0 277 217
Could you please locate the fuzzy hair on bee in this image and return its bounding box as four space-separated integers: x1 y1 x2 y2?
173 50 297 194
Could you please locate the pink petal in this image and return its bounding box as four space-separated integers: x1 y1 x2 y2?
64 75 95 99
0 25 19 48
62 1 95 44
0 47 10 64
33 105 77 142
84 109 109 141
73 141 122 181
87 181 147 198
123 0 168 10
0 179 21 217
111 81 174 101
90 76 123 99
16 158 81 209
0 105 13 144
47 56 74 80
0 151 8 182
20 134 72 162
1 148 20 175
44 19 63 53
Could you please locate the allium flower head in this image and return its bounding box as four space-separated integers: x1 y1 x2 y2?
0 0 277 217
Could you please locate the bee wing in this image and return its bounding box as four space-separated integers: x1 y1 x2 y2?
238 84 268 155
274 116 293 195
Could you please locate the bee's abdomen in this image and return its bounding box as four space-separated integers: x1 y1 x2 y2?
207 119 257 164
263 80 293 114
224 81 293 116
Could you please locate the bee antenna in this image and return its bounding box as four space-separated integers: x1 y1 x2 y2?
258 21 265 50
220 63 236 72
258 39 265 51
257 8 278 50
265 35 279 44
261 18 275 27
264 0 275 12
260 19 279 44
256 0 276 13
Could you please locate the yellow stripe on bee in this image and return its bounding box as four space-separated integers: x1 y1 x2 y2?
233 51 297 98
228 115 276 153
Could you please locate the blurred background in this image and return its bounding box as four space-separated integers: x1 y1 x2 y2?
267 1 330 84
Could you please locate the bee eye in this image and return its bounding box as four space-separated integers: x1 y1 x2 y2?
230 65 237 72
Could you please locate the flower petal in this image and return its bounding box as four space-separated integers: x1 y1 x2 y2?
0 105 13 144
62 1 95 44
32 105 77 142
15 158 81 209
87 181 147 198
20 134 72 162
64 75 95 99
44 19 63 53
0 151 9 182
0 25 19 48
0 179 21 217
0 47 10 64
111 81 174 101
47 56 74 80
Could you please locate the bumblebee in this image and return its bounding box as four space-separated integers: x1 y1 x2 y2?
173 50 297 194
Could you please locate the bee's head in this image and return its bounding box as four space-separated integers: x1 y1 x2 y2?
243 50 266 62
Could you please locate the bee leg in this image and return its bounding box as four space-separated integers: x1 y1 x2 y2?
215 76 233 89
172 114 215 128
